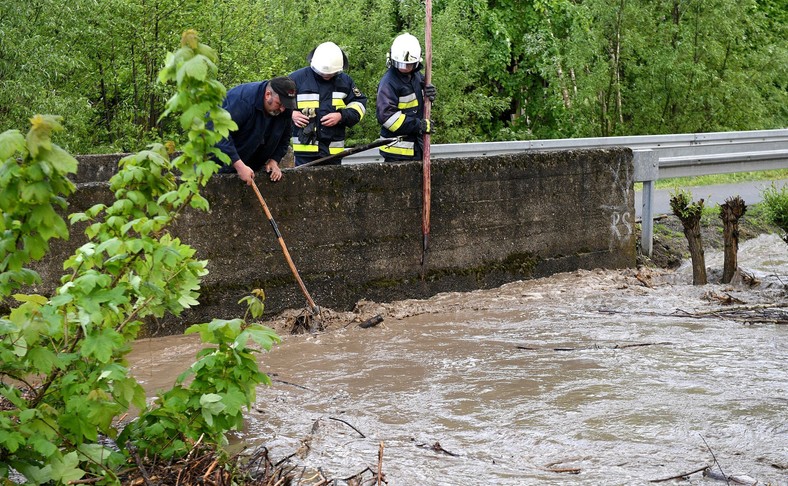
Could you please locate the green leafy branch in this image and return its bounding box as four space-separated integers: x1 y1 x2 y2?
669 188 705 220
0 115 77 299
1 30 277 485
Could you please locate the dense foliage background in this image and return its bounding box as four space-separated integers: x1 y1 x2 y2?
1 0 785 154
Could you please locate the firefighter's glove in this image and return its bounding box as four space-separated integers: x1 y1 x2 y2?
424 83 437 102
299 118 318 144
298 108 318 145
419 118 433 135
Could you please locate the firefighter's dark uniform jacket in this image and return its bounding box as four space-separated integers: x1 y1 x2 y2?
376 65 426 161
289 67 367 165
215 80 292 173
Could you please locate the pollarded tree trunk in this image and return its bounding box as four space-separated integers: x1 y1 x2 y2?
719 196 747 284
670 192 707 285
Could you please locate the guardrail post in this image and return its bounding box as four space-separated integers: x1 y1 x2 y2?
634 150 659 257
641 181 655 257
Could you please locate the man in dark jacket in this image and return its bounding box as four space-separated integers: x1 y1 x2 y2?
376 33 436 162
290 42 367 166
215 76 297 184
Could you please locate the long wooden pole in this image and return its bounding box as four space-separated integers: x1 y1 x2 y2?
421 0 433 273
251 182 320 314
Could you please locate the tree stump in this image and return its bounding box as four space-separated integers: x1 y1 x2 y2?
719 196 747 284
670 191 707 285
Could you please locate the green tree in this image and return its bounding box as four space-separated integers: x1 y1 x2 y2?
0 31 280 484
174 0 290 98
1 0 785 151
517 0 788 137
481 0 571 139
431 0 510 142
0 0 158 153
622 0 787 134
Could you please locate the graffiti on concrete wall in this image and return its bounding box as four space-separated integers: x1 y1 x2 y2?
602 154 635 250
610 211 633 239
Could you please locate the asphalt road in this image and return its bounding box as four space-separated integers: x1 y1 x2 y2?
634 178 788 218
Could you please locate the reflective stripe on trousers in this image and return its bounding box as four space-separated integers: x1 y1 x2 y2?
380 139 414 156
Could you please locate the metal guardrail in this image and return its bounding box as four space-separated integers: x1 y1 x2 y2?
345 129 788 257
346 128 788 168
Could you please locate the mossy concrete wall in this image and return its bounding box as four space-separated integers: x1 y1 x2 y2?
35 148 636 336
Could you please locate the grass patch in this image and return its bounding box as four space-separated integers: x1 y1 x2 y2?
761 182 788 240
654 223 684 239
635 168 788 191
741 203 781 234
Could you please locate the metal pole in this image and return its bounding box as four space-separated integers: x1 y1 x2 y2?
634 149 659 258
296 138 397 168
641 180 654 257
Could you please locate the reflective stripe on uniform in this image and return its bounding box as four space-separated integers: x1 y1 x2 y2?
329 141 346 155
332 91 347 109
380 140 414 156
297 93 320 110
293 144 320 153
346 101 365 118
397 93 418 110
383 111 406 131
292 139 344 154
292 136 319 153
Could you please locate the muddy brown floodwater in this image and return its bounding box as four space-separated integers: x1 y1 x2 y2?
130 234 788 485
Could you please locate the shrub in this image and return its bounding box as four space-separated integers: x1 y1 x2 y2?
761 182 788 241
0 30 280 485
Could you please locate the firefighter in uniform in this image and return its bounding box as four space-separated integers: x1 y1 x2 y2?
376 33 437 162
290 42 367 166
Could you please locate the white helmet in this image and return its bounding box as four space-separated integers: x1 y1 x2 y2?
389 33 422 69
310 42 347 76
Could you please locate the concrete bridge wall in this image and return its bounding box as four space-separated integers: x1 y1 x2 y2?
32 148 636 336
